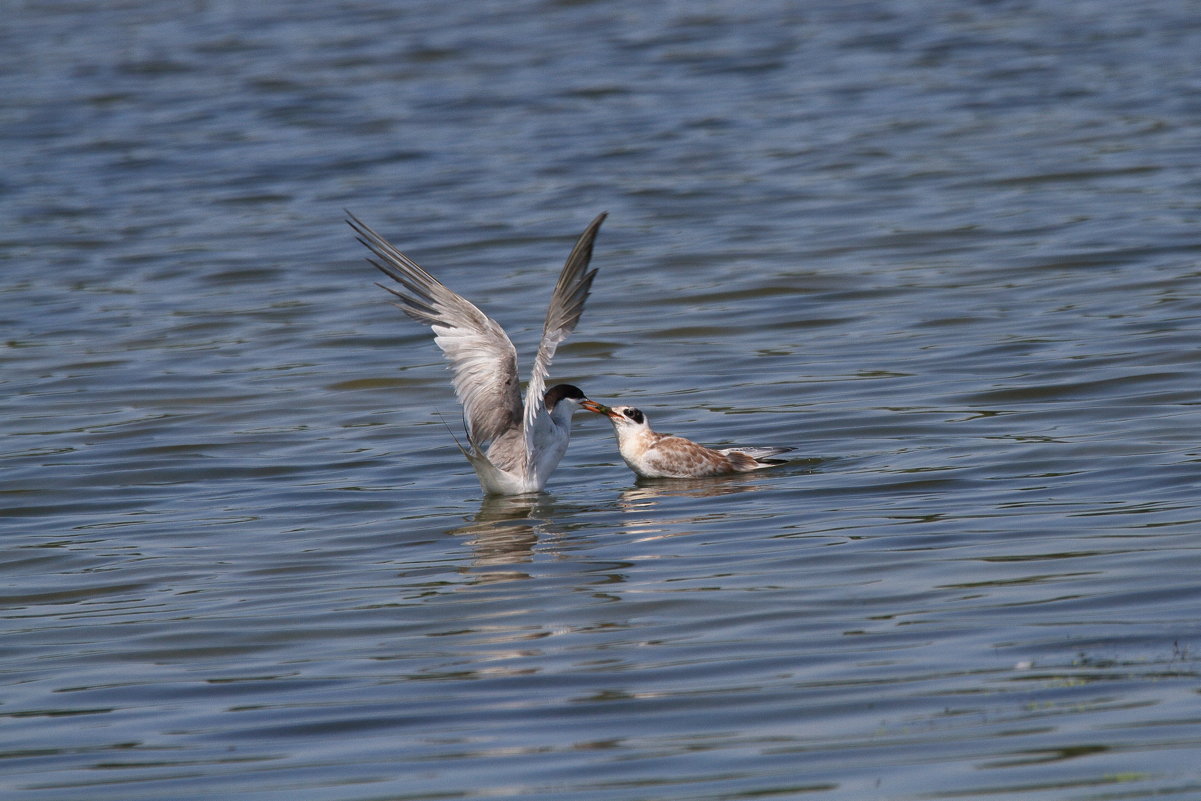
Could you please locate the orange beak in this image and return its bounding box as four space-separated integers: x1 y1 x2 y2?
580 399 615 417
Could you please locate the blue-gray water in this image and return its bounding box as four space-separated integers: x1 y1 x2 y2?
4 2 1201 799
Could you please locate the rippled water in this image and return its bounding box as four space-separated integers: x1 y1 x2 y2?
5 1 1201 799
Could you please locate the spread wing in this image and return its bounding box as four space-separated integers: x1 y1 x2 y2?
521 212 607 448
347 212 522 448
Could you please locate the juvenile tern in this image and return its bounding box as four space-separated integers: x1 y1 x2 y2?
348 212 607 495
582 402 792 478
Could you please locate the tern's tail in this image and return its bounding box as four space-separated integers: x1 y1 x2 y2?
720 446 794 471
447 431 538 495
435 413 512 493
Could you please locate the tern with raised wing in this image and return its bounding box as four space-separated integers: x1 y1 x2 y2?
348 212 607 495
582 402 792 478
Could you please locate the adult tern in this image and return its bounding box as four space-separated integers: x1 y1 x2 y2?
348 212 607 494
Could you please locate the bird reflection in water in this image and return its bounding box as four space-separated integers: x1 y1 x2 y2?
447 465 810 578
447 494 564 582
614 472 769 540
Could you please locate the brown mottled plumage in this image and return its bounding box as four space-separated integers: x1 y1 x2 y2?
582 402 792 479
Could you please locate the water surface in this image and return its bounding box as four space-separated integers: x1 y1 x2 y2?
4 1 1201 799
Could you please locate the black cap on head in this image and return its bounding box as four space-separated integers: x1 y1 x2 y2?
544 383 586 409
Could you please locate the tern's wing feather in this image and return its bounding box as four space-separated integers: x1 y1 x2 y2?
717 446 794 461
645 436 734 477
521 212 607 446
348 212 522 447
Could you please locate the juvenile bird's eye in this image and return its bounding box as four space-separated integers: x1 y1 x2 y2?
625 408 644 424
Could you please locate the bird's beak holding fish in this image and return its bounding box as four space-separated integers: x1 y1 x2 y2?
580 399 617 418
